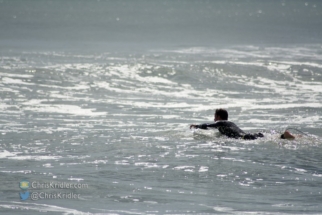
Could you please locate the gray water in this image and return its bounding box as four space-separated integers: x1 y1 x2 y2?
1 0 322 214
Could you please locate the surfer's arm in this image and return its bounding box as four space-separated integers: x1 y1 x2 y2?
190 123 218 130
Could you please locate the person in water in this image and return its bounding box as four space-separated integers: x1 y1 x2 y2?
190 108 296 140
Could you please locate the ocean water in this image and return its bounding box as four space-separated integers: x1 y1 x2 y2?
1 0 322 214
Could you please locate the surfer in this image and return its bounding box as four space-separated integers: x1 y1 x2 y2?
190 108 300 140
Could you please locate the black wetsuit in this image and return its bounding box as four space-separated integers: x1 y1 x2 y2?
195 121 264 140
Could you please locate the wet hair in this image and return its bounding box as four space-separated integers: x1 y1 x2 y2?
215 108 228 120
280 134 285 139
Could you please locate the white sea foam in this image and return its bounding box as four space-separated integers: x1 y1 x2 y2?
1 44 322 214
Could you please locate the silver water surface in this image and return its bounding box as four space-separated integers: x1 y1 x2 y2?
0 45 322 214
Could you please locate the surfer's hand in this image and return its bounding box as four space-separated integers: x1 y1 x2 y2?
190 124 197 129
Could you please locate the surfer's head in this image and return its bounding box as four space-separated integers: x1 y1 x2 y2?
214 108 228 121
